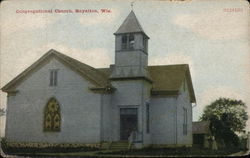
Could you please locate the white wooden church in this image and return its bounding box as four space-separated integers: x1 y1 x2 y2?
2 11 196 148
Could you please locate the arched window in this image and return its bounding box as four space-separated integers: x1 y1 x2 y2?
44 98 61 132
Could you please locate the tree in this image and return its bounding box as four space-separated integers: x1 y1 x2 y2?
200 98 248 147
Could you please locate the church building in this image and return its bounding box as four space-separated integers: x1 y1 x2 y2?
2 11 196 148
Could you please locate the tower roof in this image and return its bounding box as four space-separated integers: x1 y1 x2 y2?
114 11 149 38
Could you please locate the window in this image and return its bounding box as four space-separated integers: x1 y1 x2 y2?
50 69 58 86
44 98 61 132
121 34 134 50
183 108 187 135
129 34 135 49
143 36 147 52
122 35 127 49
146 102 150 133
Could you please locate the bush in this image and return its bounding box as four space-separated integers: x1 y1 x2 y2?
1 138 8 152
220 129 240 148
1 138 100 154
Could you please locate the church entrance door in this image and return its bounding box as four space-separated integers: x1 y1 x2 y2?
120 108 138 141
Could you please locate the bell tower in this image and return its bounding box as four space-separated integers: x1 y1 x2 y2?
109 10 152 142
110 11 150 80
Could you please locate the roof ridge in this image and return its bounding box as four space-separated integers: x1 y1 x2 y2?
1 50 53 91
97 64 189 69
52 49 108 77
148 64 189 67
52 50 93 69
131 11 144 32
51 50 109 86
1 49 109 91
114 10 148 37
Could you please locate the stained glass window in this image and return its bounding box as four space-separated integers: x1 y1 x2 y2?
44 98 61 132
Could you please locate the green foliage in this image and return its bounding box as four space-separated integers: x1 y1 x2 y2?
200 98 248 147
1 138 7 151
0 138 100 154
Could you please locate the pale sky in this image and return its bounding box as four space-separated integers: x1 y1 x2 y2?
0 0 250 136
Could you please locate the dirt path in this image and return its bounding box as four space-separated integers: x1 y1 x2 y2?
229 150 249 156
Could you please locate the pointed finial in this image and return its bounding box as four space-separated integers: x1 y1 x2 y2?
131 1 135 10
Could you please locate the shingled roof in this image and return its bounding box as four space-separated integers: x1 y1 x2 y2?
2 50 196 103
1 49 109 92
98 64 196 103
114 11 149 38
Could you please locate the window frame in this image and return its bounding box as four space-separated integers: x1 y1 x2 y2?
143 36 148 52
146 102 150 133
121 35 127 49
44 97 61 132
183 107 188 135
49 69 58 87
129 34 135 49
121 34 135 50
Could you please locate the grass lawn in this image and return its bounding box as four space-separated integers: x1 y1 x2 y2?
2 147 244 157
97 147 243 157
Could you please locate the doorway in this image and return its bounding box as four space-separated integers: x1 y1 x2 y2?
120 108 138 140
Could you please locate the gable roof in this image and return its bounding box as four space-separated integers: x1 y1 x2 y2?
192 121 211 134
1 49 109 92
148 65 188 91
114 11 149 38
149 65 196 102
2 50 196 103
98 64 196 103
